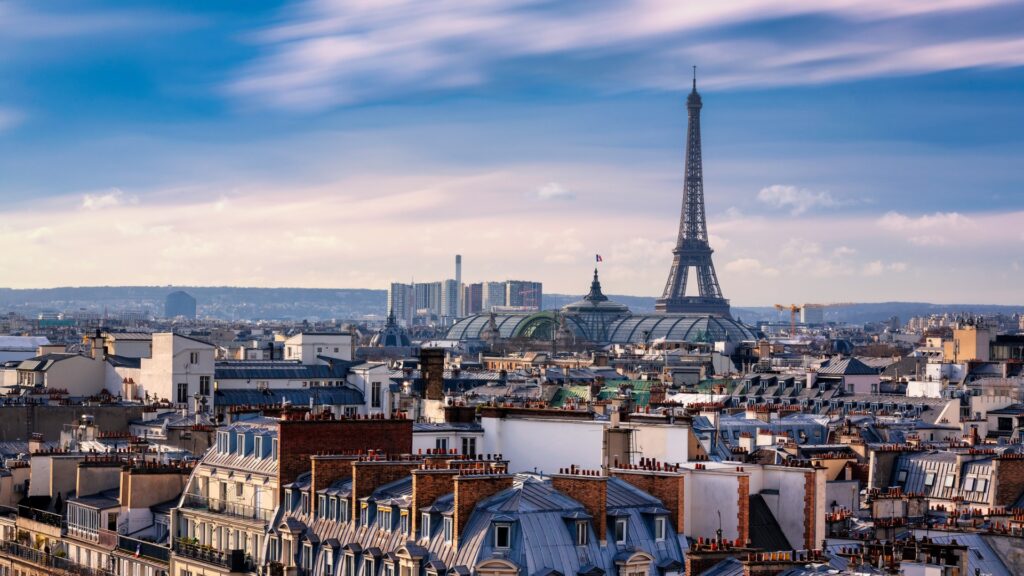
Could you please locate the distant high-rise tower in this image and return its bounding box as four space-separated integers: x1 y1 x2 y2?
656 69 730 317
165 290 197 319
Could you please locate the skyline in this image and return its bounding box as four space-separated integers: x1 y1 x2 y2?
2 1 1023 305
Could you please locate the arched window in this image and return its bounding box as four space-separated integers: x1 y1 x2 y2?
615 551 654 576
475 558 519 576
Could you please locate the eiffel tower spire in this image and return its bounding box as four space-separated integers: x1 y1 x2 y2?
655 69 731 317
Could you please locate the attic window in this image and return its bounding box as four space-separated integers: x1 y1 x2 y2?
896 470 907 484
420 513 431 539
964 477 976 491
443 517 453 542
614 518 628 544
943 475 955 488
575 521 588 546
924 472 936 487
493 523 511 549
255 436 263 459
654 517 666 541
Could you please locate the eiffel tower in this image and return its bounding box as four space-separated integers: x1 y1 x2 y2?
655 69 731 317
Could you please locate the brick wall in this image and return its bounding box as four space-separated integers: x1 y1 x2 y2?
453 474 513 547
802 471 816 550
737 475 750 545
412 469 457 534
310 455 358 515
992 455 1024 507
611 470 684 534
551 474 608 543
421 348 445 401
276 418 412 491
351 461 421 522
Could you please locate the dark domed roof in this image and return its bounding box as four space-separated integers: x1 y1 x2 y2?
370 313 412 348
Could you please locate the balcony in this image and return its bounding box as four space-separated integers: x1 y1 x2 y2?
118 535 170 563
173 539 254 573
0 540 115 576
17 505 64 538
181 493 275 523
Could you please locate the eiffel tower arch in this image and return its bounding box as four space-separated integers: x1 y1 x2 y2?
655 71 732 317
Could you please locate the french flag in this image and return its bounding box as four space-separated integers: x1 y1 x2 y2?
595 254 603 262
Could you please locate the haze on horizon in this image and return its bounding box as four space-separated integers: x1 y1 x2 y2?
1 1 1022 306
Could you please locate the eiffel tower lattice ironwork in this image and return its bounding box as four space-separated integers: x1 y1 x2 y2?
655 69 731 317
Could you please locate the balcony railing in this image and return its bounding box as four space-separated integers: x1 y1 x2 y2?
18 505 64 528
181 493 274 522
118 535 170 563
173 539 254 572
0 540 115 576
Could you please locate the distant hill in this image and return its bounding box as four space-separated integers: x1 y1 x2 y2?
0 286 1019 324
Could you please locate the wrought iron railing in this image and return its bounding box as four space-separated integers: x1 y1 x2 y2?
181 493 275 522
0 540 115 576
17 505 64 528
118 535 170 563
173 539 253 572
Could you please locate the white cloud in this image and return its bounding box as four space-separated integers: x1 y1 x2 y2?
863 260 909 276
228 0 1022 109
876 211 974 246
757 184 837 215
81 188 137 211
535 182 575 201
724 258 779 277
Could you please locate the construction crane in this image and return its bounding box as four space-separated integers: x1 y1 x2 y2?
774 302 859 334
774 304 801 335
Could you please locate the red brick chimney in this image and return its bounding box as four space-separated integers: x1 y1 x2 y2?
992 453 1024 507
310 455 358 516
351 459 421 523
552 468 608 544
453 472 514 547
411 468 457 536
276 418 413 493
611 464 685 533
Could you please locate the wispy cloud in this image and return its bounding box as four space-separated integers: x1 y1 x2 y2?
81 188 137 211
876 211 975 246
757 184 837 215
535 182 574 201
228 0 1024 109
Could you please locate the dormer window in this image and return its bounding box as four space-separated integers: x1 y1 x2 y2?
361 503 370 527
255 436 264 459
614 518 628 544
237 434 246 456
340 499 349 523
318 495 327 519
301 492 310 515
379 506 393 530
420 513 431 539
896 469 907 484
924 472 936 487
400 511 409 534
575 521 588 546
654 517 666 541
272 438 279 460
443 517 453 542
493 523 511 549
285 489 294 510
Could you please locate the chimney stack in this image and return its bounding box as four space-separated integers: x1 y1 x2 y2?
453 471 513 547
310 455 359 516
552 469 609 544
350 459 421 523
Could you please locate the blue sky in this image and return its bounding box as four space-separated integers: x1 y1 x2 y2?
1 0 1022 304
